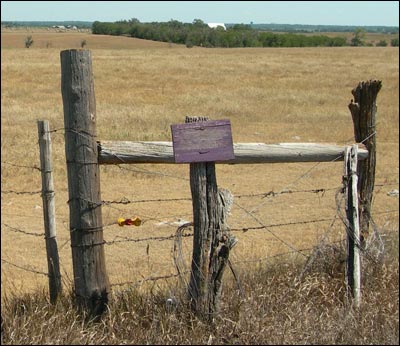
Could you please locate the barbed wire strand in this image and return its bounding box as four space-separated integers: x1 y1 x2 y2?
1 161 41 171
1 190 42 195
1 223 45 237
1 258 48 277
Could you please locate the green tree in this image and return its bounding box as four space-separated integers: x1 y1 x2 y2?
128 18 140 24
24 35 33 48
192 19 207 28
329 36 347 47
351 28 366 46
376 40 388 47
391 37 399 46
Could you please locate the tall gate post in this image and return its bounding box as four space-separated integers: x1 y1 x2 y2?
183 117 236 322
60 49 110 317
348 80 381 245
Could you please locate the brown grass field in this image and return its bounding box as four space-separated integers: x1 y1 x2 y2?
300 30 399 46
1 29 399 344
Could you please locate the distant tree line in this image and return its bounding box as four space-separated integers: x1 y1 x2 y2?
92 19 348 47
243 23 399 34
92 19 399 48
2 21 92 28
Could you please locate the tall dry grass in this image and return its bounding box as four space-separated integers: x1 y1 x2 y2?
1 232 398 345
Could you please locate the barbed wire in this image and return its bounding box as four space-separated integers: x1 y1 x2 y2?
100 186 339 206
0 179 396 196
99 183 398 209
1 129 398 293
3 228 398 285
1 258 48 277
1 190 42 195
105 233 193 246
230 217 334 233
102 196 191 205
114 163 190 181
229 241 344 265
110 272 183 288
2 192 396 249
1 223 45 237
45 127 66 134
1 161 41 171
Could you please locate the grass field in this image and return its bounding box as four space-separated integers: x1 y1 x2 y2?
1 27 399 345
300 30 399 46
1 28 398 303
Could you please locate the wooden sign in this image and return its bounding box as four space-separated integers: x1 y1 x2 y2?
171 119 235 163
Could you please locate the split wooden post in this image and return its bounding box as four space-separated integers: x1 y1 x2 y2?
60 49 110 317
181 116 236 322
348 80 381 245
344 145 361 307
37 120 62 304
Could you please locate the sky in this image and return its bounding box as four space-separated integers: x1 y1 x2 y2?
1 1 399 26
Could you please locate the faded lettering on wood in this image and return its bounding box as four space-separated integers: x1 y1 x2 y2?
171 119 234 163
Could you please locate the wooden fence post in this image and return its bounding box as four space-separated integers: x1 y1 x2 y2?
344 145 361 307
186 116 236 322
37 120 62 303
348 80 381 246
60 49 110 317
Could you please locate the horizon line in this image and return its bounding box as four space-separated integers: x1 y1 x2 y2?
1 20 399 28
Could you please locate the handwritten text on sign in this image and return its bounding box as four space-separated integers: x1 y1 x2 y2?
171 119 235 163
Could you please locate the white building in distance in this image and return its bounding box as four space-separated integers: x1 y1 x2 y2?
207 23 226 30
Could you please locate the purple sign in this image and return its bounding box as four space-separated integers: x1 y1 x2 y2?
171 119 235 163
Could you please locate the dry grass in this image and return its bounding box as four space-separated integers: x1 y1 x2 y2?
1 28 179 49
299 31 399 46
1 29 399 342
1 233 398 345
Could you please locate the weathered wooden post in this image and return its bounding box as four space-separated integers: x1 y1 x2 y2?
60 49 110 317
171 116 237 321
344 145 361 307
37 120 62 303
348 80 381 246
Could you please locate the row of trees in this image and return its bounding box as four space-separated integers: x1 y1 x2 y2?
92 19 348 48
350 28 399 47
92 19 399 48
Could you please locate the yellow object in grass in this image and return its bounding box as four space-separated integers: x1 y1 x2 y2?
118 217 141 226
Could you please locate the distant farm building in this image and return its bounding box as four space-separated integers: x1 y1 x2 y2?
207 23 226 30
52 25 77 31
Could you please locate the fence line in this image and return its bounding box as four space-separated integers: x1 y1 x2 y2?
2 178 397 239
1 225 398 288
2 158 398 298
1 182 397 239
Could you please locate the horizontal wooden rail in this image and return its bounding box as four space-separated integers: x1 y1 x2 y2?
98 141 368 165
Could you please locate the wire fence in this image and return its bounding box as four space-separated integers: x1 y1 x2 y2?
1 129 399 294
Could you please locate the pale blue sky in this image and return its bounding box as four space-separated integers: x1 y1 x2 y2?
1 1 399 26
